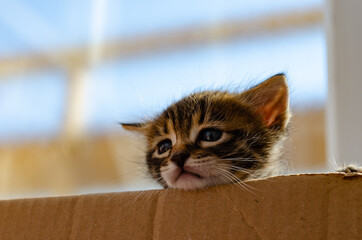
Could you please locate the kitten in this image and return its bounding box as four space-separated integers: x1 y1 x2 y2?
122 74 291 190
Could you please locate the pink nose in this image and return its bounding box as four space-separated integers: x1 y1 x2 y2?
171 152 190 168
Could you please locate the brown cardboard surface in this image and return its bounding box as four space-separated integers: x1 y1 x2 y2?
0 173 361 240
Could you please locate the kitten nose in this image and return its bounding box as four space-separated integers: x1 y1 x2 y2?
171 152 190 168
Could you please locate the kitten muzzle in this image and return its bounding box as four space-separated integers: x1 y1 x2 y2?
171 152 190 168
177 169 203 180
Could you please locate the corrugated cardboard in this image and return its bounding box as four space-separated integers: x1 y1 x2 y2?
0 173 361 240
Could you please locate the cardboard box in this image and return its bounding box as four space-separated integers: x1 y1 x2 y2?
0 173 361 240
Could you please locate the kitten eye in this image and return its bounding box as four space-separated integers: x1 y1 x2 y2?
198 128 222 142
157 139 172 154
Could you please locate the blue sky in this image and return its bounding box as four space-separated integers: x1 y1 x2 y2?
0 0 323 54
0 0 326 141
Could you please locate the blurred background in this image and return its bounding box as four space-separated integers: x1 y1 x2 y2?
0 0 327 199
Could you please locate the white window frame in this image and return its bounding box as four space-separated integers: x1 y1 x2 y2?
326 0 362 167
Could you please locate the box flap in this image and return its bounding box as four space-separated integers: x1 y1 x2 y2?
0 173 361 239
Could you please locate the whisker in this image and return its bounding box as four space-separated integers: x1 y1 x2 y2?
216 163 255 175
215 170 250 192
227 171 258 193
154 176 163 183
214 169 239 187
215 168 257 194
218 158 260 162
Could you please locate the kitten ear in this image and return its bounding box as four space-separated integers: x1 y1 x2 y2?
240 73 290 128
120 122 147 134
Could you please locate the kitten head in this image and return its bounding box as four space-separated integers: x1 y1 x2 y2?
122 74 291 190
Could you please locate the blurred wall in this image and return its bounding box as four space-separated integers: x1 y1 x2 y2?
0 108 325 198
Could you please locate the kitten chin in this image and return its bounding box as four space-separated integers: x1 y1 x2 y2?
122 73 291 190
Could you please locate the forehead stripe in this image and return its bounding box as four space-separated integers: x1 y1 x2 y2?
163 122 168 134
198 99 206 124
168 109 177 129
